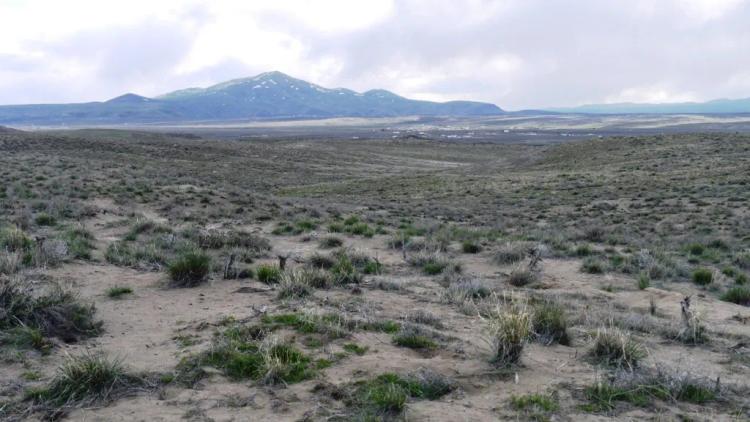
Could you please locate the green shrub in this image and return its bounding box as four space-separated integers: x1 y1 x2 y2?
64 226 95 259
581 257 606 274
721 286 750 306
393 327 438 350
319 236 343 249
494 242 526 265
589 327 645 369
343 343 368 355
691 268 713 285
256 264 282 284
34 213 56 226
575 244 593 257
0 326 52 353
637 273 650 290
277 269 314 299
0 226 32 252
461 241 481 254
106 286 133 299
510 392 559 413
687 243 704 256
0 279 101 342
178 332 313 385
532 300 569 345
351 371 454 417
509 268 536 287
27 352 143 407
168 250 211 287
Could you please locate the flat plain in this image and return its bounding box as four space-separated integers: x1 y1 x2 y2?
1 124 749 421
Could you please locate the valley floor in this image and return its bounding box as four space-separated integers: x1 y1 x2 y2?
0 129 748 421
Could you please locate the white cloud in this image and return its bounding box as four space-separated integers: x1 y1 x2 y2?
0 0 749 108
605 85 699 104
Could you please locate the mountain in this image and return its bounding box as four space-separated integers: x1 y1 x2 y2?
0 71 503 126
546 98 750 114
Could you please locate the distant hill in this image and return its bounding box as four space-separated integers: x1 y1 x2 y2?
0 71 503 126
546 98 750 114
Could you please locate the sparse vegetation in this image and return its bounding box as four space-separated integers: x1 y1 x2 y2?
106 286 133 299
26 352 146 407
167 250 211 287
589 327 646 369
256 263 282 284
485 298 532 367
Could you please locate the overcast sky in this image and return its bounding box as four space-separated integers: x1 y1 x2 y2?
1 0 749 110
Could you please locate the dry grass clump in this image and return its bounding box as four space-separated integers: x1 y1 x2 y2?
404 310 444 329
508 266 537 287
443 279 492 306
277 269 316 299
484 297 532 367
583 367 724 412
589 327 646 369
406 250 459 275
493 242 528 265
0 278 101 343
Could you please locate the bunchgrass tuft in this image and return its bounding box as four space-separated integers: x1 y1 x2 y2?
167 250 211 287
0 279 101 343
494 242 526 265
589 327 646 369
691 268 713 285
26 352 144 407
256 264 282 284
721 286 750 306
485 297 532 367
106 286 133 299
177 330 314 386
532 299 570 345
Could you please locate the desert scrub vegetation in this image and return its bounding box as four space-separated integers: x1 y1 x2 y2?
177 327 315 386
691 267 714 285
104 241 167 270
493 241 528 265
318 235 343 249
106 285 133 299
392 325 439 351
407 250 459 275
276 269 321 299
24 352 152 416
345 370 455 418
589 327 646 369
167 249 211 287
328 248 381 284
0 278 101 344
582 368 724 413
461 240 482 254
532 299 570 345
256 263 282 284
510 392 559 419
272 219 317 235
484 297 532 367
62 225 95 259
721 285 750 306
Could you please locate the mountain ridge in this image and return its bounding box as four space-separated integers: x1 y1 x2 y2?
0 71 503 125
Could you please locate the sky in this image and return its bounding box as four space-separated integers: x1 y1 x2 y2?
1 0 749 110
